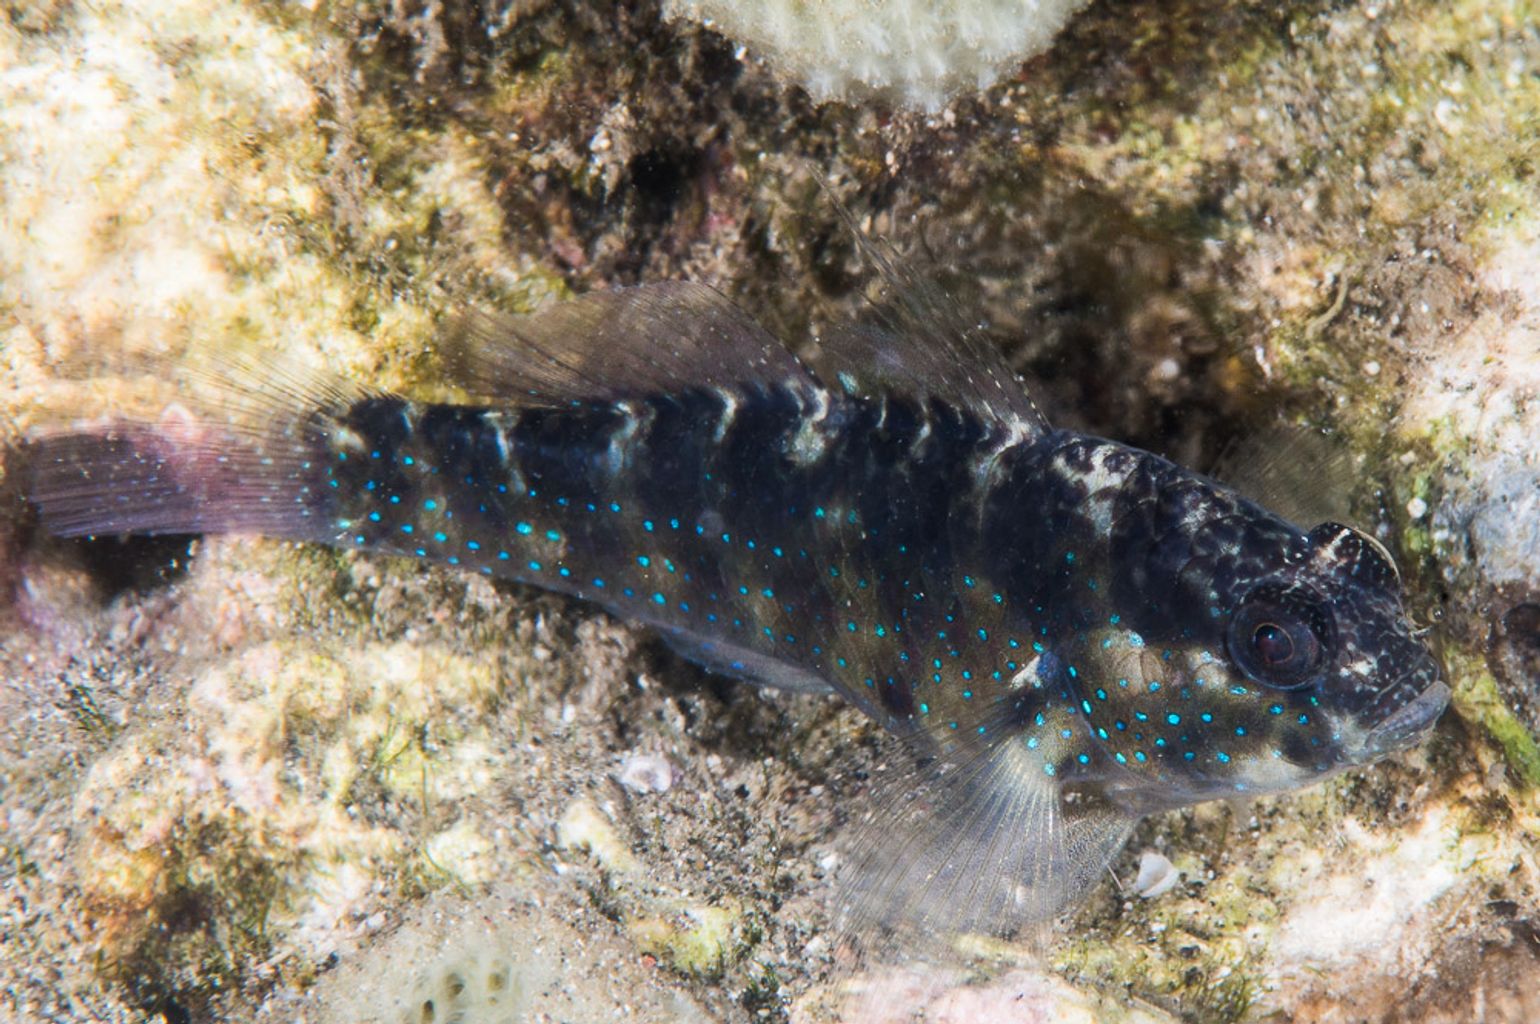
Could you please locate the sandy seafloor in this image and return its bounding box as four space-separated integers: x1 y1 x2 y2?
2 1 1539 1022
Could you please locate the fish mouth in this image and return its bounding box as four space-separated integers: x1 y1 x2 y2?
1362 680 1451 759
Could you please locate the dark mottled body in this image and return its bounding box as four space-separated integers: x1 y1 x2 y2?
313 388 1437 805
21 279 1448 937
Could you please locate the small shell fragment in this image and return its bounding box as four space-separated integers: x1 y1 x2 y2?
618 753 675 794
1134 850 1181 899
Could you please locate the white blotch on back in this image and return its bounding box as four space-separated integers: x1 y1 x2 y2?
711 387 739 443
786 386 833 465
604 402 649 476
1055 445 1136 534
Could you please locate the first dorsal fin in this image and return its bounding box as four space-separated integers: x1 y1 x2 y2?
810 193 1051 439
444 281 821 406
1211 423 1360 529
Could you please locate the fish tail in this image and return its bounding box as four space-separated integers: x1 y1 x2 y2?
18 364 356 542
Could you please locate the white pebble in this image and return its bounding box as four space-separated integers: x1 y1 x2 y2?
1135 850 1181 899
617 753 674 794
1406 496 1428 520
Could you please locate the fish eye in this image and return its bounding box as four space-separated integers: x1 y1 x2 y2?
1251 622 1294 665
1227 585 1333 688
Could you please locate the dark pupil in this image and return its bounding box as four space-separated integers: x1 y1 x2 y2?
1253 622 1294 665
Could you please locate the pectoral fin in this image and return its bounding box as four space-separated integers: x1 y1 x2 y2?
835 728 1134 956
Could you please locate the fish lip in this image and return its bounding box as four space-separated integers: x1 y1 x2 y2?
1362 680 1451 759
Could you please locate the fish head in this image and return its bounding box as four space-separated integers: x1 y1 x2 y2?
1245 522 1447 764
1073 520 1445 809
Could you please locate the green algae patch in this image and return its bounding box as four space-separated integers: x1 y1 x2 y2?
1057 895 1266 1024
630 901 745 980
1447 648 1540 791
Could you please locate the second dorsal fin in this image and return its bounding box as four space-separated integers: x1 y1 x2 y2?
444 281 821 406
810 199 1051 439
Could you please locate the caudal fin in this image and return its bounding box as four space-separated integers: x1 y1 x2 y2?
18 369 355 543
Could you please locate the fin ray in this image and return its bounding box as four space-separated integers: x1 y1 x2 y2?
659 627 837 694
836 722 1133 956
19 357 365 541
445 282 821 406
1211 423 1359 528
812 191 1051 437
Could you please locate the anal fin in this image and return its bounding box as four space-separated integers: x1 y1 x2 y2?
659 626 836 695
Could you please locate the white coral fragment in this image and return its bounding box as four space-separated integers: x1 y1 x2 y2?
666 0 1088 109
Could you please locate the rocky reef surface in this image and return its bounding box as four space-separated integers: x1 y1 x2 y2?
2 1 1538 1022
